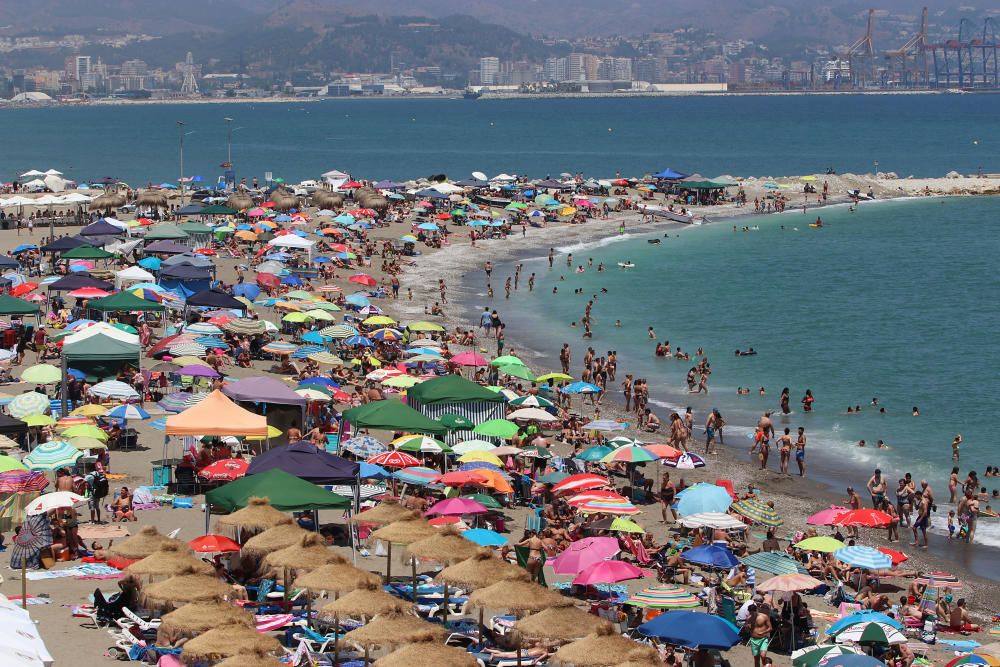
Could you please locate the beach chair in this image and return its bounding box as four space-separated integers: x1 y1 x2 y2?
291 626 342 653
620 535 652 566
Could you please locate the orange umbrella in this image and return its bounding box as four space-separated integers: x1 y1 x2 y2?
235 230 258 241
472 469 513 494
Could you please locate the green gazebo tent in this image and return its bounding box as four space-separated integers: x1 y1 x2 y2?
206 468 351 512
143 224 190 241
87 291 165 313
61 246 114 260
406 375 506 404
340 399 447 435
0 295 40 316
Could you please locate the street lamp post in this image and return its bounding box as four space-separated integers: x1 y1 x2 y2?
873 160 879 177
224 117 233 166
178 121 186 203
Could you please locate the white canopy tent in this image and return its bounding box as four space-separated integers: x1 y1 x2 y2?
115 265 156 288
267 234 315 260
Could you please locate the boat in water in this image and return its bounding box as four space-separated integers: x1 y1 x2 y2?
463 89 482 100
643 205 702 224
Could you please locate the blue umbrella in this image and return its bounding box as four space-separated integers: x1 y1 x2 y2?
578 446 614 461
149 417 167 430
680 544 740 569
463 528 508 547
822 657 887 667
299 377 338 388
13 244 38 254
459 462 503 473
676 483 733 516
358 462 389 479
66 368 86 380
345 293 370 308
107 404 151 420
345 335 373 347
195 336 229 350
138 257 161 270
833 546 892 570
342 436 387 458
281 276 304 286
232 283 260 301
292 345 326 358
274 214 292 222
826 611 903 636
638 610 740 649
313 256 332 264
417 222 440 231
302 331 328 344
561 382 602 394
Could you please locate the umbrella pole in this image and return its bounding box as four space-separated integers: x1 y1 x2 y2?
384 542 392 583
21 559 26 609
333 612 340 666
411 555 417 601
478 607 485 648
442 582 449 627
306 593 312 629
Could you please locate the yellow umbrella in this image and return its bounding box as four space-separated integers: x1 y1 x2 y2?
457 451 503 466
235 230 258 241
245 425 283 442
303 309 336 321
59 424 108 441
23 415 55 427
381 375 421 388
363 315 397 326
72 404 109 417
406 321 445 332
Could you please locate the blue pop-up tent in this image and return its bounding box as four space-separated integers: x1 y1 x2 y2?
653 168 688 180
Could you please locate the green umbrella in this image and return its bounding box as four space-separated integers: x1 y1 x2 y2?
537 471 568 484
489 355 525 368
508 395 554 408
792 645 862 667
439 414 475 430
21 364 62 384
742 551 809 576
472 419 520 439
498 364 536 382
62 245 114 260
394 434 453 454
610 517 646 533
464 493 502 509
578 445 613 461
112 323 139 334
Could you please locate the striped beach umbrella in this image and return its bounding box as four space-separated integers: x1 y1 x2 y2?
742 551 809 576
222 319 267 335
158 392 209 413
663 452 707 469
341 436 387 458
149 417 167 430
599 444 658 464
452 439 497 455
107 404 151 420
170 342 208 357
185 322 223 336
89 380 139 400
391 466 440 486
791 644 863 667
507 395 555 408
370 328 404 342
320 324 358 339
833 620 907 645
756 573 824 593
0 470 49 493
54 415 92 428
577 445 614 461
833 545 892 570
392 434 453 454
575 497 640 515
24 440 82 471
584 420 628 432
606 436 643 448
367 450 422 468
291 344 326 358
8 392 51 418
732 499 783 527
627 585 701 609
261 341 297 355
551 474 610 495
194 336 229 350
317 285 342 293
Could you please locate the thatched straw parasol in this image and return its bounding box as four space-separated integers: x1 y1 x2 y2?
317 582 408 619
437 550 530 588
373 641 478 667
404 528 481 623
294 562 380 596
616 659 669 667
136 190 167 207
125 542 213 578
181 624 282 662
369 517 437 583
341 611 447 651
469 579 571 613
159 602 254 635
107 525 184 560
263 533 345 571
515 605 611 641
142 571 233 608
227 192 253 210
550 626 658 666
350 502 414 527
241 520 309 556
216 497 289 534
89 193 117 210
214 650 285 667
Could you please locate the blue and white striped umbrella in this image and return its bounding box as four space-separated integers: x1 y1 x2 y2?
341 436 387 458
185 322 223 336
89 381 139 400
107 404 151 420
194 336 229 350
833 546 892 570
292 345 326 359
344 335 373 348
149 417 167 430
319 324 358 339
169 342 208 357
24 440 83 471
8 392 52 418
158 392 209 413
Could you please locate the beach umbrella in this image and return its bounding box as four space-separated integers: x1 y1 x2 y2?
826 611 903 636
0 470 48 493
833 545 892 570
0 457 28 473
24 490 86 515
758 573 823 593
876 547 909 566
577 445 614 462
341 436 387 458
584 420 628 432
319 581 409 622
438 413 474 430
59 424 108 441
575 496 639 515
550 536 620 575
107 404 151 420
264 533 345 576
197 458 249 481
367 450 421 468
470 579 572 614
822 657 888 667
143 572 234 607
392 434 452 454
561 381 602 394
174 364 220 378
552 473 609 494
8 392 50 418
126 543 214 577
742 551 809 576
180 624 281 662
516 605 610 642
23 414 55 427
341 611 447 656
392 466 440 486
794 535 846 552
947 656 1000 667
10 514 52 604
732 499 783 527
681 544 740 569
452 439 496 455
609 517 645 534
370 518 437 583
664 452 707 469
241 522 310 556
832 508 893 528
552 626 659 666
373 641 477 667
189 534 242 554
437 550 529 591
676 483 732 516
405 529 482 614
159 602 254 636
294 561 381 598
450 351 488 367
426 497 488 516
23 441 82 471
350 501 414 528
627 585 701 609
89 380 140 400
20 364 62 384
807 505 850 525
572 559 643 586
71 404 109 417
507 407 557 422
599 444 658 464
638 610 740 650
792 644 864 667
108 525 185 560
461 528 508 547
833 621 907 645
508 395 554 408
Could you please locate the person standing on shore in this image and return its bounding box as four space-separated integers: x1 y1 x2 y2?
622 374 633 412
867 469 886 509
949 467 961 504
559 343 571 374
896 478 913 528
777 428 792 475
911 490 931 548
845 487 862 539
548 248 554 268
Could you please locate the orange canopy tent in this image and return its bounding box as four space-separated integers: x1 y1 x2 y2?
165 390 268 437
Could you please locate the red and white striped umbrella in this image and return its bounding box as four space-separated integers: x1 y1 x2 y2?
366 450 422 469
551 473 610 495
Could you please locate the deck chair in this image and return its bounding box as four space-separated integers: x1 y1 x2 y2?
620 535 652 565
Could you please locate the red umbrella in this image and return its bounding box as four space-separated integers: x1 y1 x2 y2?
438 471 489 487
197 458 249 481
831 508 892 528
328 243 350 253
806 505 848 525
434 213 452 220
644 444 684 459
612 179 630 185
68 287 110 299
877 547 909 566
567 490 627 506
256 272 280 289
340 181 363 189
367 451 421 468
349 274 377 287
189 534 242 553
10 282 39 297
331 389 351 402
551 473 610 495
193 248 217 256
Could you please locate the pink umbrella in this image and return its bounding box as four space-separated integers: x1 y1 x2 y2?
451 351 488 367
806 505 848 526
425 497 488 516
572 560 643 586
550 536 620 575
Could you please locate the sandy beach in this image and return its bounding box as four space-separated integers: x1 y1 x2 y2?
0 172 997 666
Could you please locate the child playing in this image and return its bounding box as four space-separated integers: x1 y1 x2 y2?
947 510 956 539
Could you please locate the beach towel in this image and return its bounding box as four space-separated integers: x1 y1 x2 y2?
514 546 546 587
255 613 295 632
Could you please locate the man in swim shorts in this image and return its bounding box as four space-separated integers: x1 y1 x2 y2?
749 604 773 667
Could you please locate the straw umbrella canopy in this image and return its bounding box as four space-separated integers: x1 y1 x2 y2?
142 570 234 607
341 611 447 650
263 533 346 571
551 626 659 666
294 562 381 596
107 525 184 560
227 193 253 210
350 501 414 527
469 579 572 614
437 550 530 589
404 528 482 623
215 651 285 667
616 659 669 667
240 520 309 556
216 496 289 534
370 517 437 583
159 602 254 635
515 605 612 641
373 641 478 667
137 190 167 207
318 582 409 620
125 542 213 578
181 624 281 662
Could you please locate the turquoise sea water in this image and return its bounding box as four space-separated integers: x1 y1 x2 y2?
1 94 999 184
482 196 1000 548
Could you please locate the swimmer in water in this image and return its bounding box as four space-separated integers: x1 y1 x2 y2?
648 326 656 339
615 320 622 327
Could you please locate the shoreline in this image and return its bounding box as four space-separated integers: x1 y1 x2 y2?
390 197 1000 616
